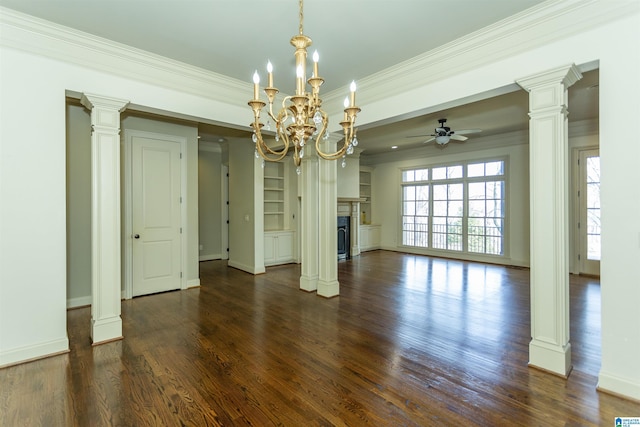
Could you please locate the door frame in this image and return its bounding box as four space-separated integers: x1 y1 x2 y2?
221 165 229 260
122 129 188 299
571 145 600 276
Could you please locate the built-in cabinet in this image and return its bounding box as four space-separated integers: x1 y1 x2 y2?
360 224 381 251
264 230 294 265
263 161 295 265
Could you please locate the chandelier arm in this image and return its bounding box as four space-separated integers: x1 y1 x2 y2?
252 119 289 160
314 114 348 160
256 133 288 162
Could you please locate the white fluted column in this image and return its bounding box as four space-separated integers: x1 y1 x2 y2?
300 150 319 292
81 93 129 345
517 64 582 376
317 138 339 297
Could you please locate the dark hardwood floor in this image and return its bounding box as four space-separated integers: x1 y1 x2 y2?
1 251 638 426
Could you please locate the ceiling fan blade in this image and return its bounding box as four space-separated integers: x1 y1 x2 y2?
454 129 482 135
450 134 468 141
423 137 436 143
406 134 434 138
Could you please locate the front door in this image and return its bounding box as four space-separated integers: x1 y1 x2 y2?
131 134 182 296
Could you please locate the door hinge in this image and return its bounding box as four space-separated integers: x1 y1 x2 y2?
180 152 183 159
180 272 183 278
578 254 581 261
180 227 183 234
578 222 581 229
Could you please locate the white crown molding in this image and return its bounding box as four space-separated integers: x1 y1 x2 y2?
324 0 637 109
0 7 250 105
1 1 635 119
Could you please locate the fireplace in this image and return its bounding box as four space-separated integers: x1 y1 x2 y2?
337 216 350 260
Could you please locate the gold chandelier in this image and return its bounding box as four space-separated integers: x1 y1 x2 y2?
248 0 360 174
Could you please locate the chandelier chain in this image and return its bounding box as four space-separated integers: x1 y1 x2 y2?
298 0 304 35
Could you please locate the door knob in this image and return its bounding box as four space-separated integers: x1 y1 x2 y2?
134 234 140 239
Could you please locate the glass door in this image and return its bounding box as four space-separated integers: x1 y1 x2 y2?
578 148 600 276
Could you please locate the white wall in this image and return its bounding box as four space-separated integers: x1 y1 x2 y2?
66 102 92 307
371 135 530 267
64 109 201 309
0 2 638 400
228 139 264 274
0 14 251 366
337 155 360 199
198 146 223 260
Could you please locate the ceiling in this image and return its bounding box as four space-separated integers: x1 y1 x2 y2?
1 0 598 158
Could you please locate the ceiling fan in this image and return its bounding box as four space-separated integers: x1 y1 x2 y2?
408 118 482 146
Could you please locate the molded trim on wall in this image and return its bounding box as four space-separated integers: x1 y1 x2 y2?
598 371 640 401
0 7 248 106
227 260 265 275
199 254 222 262
67 296 92 309
67 291 128 308
1 2 633 121
378 245 530 269
0 338 69 368
187 279 201 288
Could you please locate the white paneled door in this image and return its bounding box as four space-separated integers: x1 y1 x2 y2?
131 135 182 297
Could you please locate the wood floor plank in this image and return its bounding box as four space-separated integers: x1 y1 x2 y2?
1 251 638 426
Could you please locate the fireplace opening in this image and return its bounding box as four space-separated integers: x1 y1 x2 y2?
338 216 350 260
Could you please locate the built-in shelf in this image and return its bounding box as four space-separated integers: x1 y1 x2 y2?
359 168 372 225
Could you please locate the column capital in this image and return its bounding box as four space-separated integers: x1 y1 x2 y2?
81 93 129 130
80 92 129 112
516 63 582 92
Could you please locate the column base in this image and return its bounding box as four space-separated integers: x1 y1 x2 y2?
317 279 339 298
91 316 123 345
529 339 572 377
300 274 318 292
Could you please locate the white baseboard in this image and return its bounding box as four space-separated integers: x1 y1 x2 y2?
67 291 127 307
598 370 640 401
67 295 92 309
187 278 200 288
0 337 69 368
199 253 221 262
228 259 265 275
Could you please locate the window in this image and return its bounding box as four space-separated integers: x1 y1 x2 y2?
401 160 506 256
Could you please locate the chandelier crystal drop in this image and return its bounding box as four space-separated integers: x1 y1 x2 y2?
248 0 361 170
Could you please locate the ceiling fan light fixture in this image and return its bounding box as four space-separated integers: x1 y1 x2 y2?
435 135 450 145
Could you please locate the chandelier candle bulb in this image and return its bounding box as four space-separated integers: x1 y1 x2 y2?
343 97 349 121
253 71 260 100
350 80 357 107
313 50 319 78
267 61 273 88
